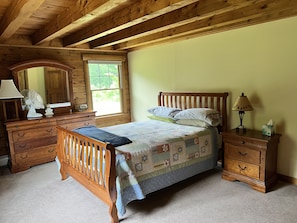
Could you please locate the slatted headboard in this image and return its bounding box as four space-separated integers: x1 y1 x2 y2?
158 92 229 132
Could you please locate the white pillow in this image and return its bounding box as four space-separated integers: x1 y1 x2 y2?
174 108 221 126
148 106 181 118
176 119 210 128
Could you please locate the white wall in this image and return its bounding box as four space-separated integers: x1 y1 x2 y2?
128 16 297 179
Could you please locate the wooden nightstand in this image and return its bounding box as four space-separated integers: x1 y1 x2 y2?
222 129 281 193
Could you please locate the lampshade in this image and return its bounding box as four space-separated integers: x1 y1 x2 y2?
232 92 253 111
0 79 24 99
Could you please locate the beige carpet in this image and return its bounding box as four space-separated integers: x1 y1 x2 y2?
0 161 297 223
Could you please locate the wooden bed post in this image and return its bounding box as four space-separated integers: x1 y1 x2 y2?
221 92 228 132
106 144 119 223
56 129 67 180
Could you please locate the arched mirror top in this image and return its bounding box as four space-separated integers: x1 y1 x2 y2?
9 59 74 72
9 59 74 113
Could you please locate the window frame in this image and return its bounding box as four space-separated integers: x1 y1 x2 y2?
83 53 130 119
88 60 123 116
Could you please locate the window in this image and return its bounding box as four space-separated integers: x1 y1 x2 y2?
87 60 122 116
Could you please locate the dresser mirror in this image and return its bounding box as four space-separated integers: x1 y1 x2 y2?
9 59 74 115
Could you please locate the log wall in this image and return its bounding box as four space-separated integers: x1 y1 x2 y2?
0 46 131 156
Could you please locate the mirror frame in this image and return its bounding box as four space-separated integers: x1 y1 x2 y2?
9 59 74 115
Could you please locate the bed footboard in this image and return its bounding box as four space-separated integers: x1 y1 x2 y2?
56 126 119 223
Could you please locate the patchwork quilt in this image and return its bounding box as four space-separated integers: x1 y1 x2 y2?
101 120 219 215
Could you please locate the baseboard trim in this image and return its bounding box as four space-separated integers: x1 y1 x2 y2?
278 173 297 185
0 155 8 166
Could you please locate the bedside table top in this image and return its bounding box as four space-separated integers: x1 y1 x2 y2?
222 129 281 142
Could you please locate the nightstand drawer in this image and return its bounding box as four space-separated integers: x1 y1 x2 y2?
224 158 260 179
225 143 260 165
223 136 267 150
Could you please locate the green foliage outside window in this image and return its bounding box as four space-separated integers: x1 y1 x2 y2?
88 62 122 116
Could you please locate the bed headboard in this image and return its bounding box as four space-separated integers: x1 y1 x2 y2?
158 92 229 132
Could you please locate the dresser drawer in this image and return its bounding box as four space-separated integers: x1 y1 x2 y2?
225 143 261 165
15 145 56 165
58 117 95 130
12 126 56 142
224 158 260 179
14 136 57 152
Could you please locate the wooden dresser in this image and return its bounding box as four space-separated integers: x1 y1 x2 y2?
5 111 95 173
222 129 281 193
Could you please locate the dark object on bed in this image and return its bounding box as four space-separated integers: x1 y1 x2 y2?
73 125 132 147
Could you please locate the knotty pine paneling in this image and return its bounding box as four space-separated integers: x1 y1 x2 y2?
0 46 131 157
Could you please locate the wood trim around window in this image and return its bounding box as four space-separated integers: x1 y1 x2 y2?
83 53 131 125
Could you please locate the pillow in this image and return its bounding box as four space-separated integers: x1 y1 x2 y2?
148 115 176 123
174 108 221 126
176 119 210 128
147 106 181 118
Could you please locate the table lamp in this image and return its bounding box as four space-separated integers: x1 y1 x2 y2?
0 79 24 121
232 92 253 132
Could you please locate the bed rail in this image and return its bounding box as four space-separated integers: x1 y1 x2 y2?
56 126 118 223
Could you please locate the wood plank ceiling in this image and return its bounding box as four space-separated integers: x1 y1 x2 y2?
0 0 296 52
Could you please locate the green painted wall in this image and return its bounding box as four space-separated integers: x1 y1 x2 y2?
128 16 297 179
27 67 46 104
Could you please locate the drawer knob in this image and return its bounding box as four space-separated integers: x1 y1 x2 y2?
21 154 28 159
47 138 56 144
17 132 25 137
48 148 55 153
18 144 27 148
241 140 245 144
238 164 247 171
46 128 53 133
238 151 247 156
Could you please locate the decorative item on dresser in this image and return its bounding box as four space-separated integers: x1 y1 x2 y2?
5 111 95 173
222 129 281 193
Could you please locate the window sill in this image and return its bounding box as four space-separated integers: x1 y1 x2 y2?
95 113 131 127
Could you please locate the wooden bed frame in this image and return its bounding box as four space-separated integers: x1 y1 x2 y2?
56 92 228 223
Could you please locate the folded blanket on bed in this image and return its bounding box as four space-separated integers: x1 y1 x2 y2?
73 125 132 147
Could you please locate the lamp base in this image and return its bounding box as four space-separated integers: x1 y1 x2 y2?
236 125 247 132
1 99 20 121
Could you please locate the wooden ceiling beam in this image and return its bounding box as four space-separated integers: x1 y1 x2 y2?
31 0 128 45
89 0 267 48
115 0 297 51
62 0 198 47
0 0 295 51
0 0 45 42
